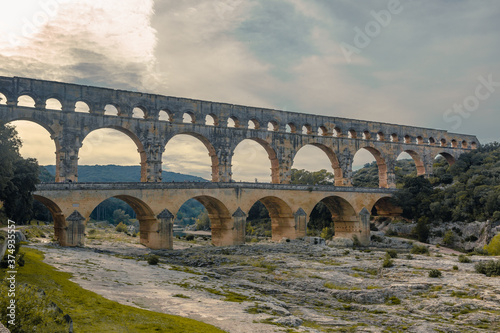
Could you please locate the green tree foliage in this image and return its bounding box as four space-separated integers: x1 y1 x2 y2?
113 209 131 225
392 142 500 222
291 169 334 185
484 233 500 255
246 201 271 237
115 222 128 233
353 159 419 188
0 123 40 224
194 211 210 231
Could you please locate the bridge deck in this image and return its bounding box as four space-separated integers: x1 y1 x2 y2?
36 182 396 194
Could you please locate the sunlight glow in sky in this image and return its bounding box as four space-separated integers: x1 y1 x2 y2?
2 0 499 180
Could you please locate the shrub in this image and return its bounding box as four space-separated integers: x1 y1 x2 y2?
371 234 383 242
115 222 128 233
386 249 398 258
385 296 401 305
320 227 334 240
458 254 472 263
405 254 413 260
442 230 456 246
185 234 195 241
0 283 69 333
147 255 159 265
453 265 459 271
352 235 361 247
382 257 394 268
428 269 442 278
484 234 500 255
410 244 429 255
474 260 500 276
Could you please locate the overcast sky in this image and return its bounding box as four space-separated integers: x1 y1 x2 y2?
1 0 499 181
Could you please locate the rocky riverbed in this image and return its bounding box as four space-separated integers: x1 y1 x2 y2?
29 231 500 333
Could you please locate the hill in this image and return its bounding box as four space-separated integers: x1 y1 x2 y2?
41 165 208 183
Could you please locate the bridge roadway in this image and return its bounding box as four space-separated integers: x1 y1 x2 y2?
34 182 397 249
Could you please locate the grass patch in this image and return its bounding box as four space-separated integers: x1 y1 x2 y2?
352 267 378 276
169 265 202 275
324 282 360 290
1 248 225 333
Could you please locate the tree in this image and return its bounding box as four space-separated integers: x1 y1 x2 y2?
112 209 131 225
194 211 210 231
291 169 334 185
392 176 433 219
0 123 40 224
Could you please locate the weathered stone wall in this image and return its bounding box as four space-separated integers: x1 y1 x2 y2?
0 76 479 187
34 183 394 248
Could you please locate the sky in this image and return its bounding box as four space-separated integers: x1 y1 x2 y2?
1 0 499 181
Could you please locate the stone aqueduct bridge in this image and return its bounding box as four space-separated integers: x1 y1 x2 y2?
0 76 479 248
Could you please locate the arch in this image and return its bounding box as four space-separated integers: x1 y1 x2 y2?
428 137 436 145
227 116 240 128
416 136 424 145
6 120 58 165
17 95 36 108
390 133 398 142
404 135 411 144
104 104 119 116
471 142 477 149
461 140 468 149
451 139 458 148
80 127 146 180
75 101 90 113
0 92 8 105
354 147 389 188
132 107 146 119
302 124 312 135
45 98 62 111
292 143 342 184
183 111 195 124
370 197 402 217
333 127 342 137
205 114 217 126
33 195 66 244
190 195 232 246
159 110 173 122
436 152 455 165
163 132 218 182
440 138 447 147
248 119 260 130
252 196 294 241
377 132 385 141
268 120 278 132
232 138 279 183
313 196 358 239
348 129 357 139
318 126 328 136
286 123 296 133
398 150 425 176
362 130 371 140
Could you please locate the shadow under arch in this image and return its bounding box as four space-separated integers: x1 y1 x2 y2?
33 195 66 244
356 146 389 188
435 152 456 165
399 150 425 176
233 138 280 184
370 196 402 217
293 143 343 185
314 195 360 240
90 194 159 248
252 196 295 241
81 126 148 181
189 195 232 246
165 132 219 182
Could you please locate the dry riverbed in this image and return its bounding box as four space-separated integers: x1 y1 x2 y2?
28 228 500 333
